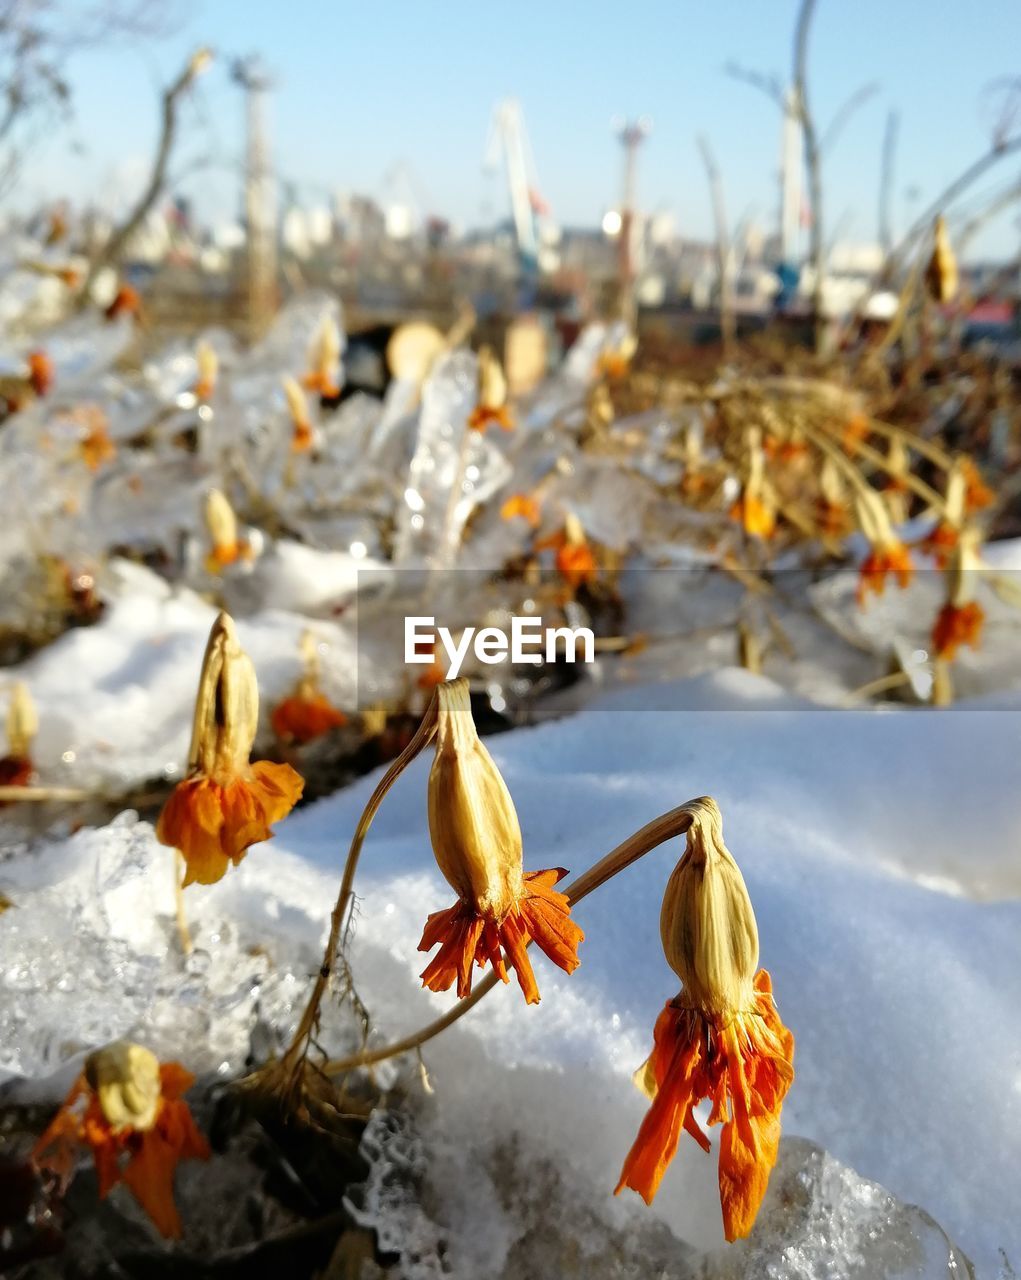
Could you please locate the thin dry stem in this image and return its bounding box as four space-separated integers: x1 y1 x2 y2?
321 801 702 1075
279 692 440 1080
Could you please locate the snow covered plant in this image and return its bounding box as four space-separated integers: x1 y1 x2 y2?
256 678 793 1244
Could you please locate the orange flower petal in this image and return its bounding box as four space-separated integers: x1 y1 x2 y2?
418 869 583 1004
271 692 347 744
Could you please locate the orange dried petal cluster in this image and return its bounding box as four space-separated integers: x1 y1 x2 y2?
729 495 776 540
932 600 984 660
302 370 341 398
292 419 315 453
616 971 794 1242
28 350 54 397
960 458 994 513
204 540 253 574
596 351 631 380
271 690 347 744
500 493 541 527
105 284 142 322
857 542 914 605
468 403 514 432
157 762 303 886
920 521 959 569
80 420 117 472
556 541 597 589
419 867 583 1005
842 412 869 451
33 1061 209 1239
816 498 850 538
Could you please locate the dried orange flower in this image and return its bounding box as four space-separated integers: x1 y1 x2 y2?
32 1041 209 1239
302 314 342 397
925 215 958 304
615 798 794 1242
959 457 993 513
500 492 541 528
920 460 969 568
534 514 597 590
468 346 513 431
27 350 54 397
193 340 218 401
271 689 346 743
271 632 346 744
855 489 914 605
203 488 252 574
729 428 776 539
78 408 116 472
156 613 303 885
932 600 984 660
105 283 143 323
284 375 316 452
418 679 583 1003
842 411 869 452
596 332 638 381
932 532 985 660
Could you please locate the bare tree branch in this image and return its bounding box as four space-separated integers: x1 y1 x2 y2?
697 133 735 357
724 62 785 110
793 0 825 353
819 82 880 156
79 47 212 299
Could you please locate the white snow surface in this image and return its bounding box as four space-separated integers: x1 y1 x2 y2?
2 667 1018 1275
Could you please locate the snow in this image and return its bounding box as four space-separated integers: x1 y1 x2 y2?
2 667 1018 1275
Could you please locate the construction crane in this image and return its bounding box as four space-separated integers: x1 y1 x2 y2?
232 56 277 337
484 99 548 289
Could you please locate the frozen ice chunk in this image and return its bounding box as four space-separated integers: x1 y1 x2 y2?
712 1137 973 1279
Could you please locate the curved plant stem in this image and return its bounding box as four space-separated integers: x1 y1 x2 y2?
280 692 440 1076
322 801 702 1076
173 851 192 956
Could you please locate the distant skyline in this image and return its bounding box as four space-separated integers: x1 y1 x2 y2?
14 0 1021 262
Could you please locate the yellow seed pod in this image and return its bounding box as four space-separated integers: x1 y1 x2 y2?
188 612 259 779
925 216 958 304
6 682 37 759
428 679 523 919
660 797 759 1021
85 1040 162 1133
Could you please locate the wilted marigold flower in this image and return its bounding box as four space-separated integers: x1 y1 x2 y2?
418 679 584 1004
500 492 541 528
78 408 116 472
193 339 218 401
596 331 638 381
271 633 346 744
105 283 143 323
284 375 316 452
535 512 597 591
203 488 252 574
615 798 794 1243
729 428 776 539
932 532 985 661
855 489 914 605
303 313 342 398
32 1041 209 1239
959 457 993 513
156 612 303 885
27 350 53 397
468 346 513 431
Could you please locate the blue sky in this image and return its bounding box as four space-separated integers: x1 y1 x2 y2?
19 0 1021 260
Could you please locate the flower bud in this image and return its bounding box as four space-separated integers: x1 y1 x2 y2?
189 612 259 778
85 1040 161 1133
660 797 759 1021
925 215 958 303
428 678 522 918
